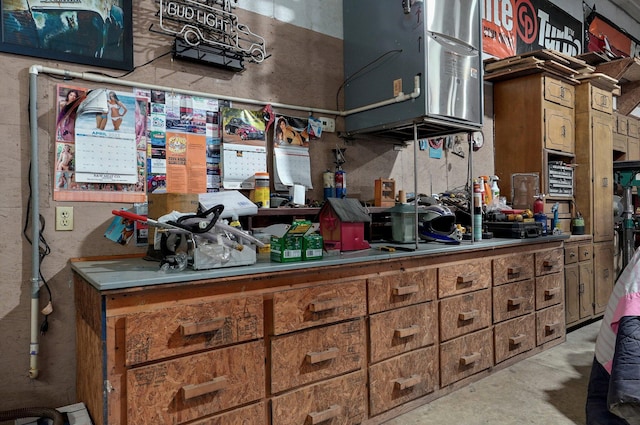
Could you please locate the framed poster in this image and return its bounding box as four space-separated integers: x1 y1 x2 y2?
1 0 133 71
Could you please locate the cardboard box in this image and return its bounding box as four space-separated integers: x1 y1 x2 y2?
270 220 313 263
303 233 323 260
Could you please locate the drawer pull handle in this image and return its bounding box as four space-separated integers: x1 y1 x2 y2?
181 376 227 400
544 288 560 298
393 285 419 296
569 252 576 258
509 334 526 345
180 318 225 336
457 274 477 286
507 267 521 277
394 374 422 390
395 324 420 339
582 250 590 258
307 404 341 424
543 260 557 269
545 322 561 334
508 297 525 307
309 298 343 313
459 310 479 321
460 352 481 366
306 347 339 364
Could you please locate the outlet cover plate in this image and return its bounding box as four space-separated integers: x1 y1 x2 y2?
56 206 74 231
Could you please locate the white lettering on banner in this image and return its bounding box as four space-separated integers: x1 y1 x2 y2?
537 10 581 55
484 0 514 31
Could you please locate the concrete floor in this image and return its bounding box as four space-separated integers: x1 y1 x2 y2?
384 319 602 425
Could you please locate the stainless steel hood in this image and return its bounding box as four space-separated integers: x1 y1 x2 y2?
343 0 483 141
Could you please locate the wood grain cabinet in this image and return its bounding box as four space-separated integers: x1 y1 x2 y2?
564 236 594 327
74 240 567 425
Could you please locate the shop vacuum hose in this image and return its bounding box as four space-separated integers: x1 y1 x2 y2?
0 407 64 424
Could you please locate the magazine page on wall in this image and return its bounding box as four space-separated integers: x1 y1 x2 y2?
272 114 313 191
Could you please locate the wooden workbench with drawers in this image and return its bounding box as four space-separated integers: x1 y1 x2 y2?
73 238 566 424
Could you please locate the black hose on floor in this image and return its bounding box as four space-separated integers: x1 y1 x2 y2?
0 407 64 425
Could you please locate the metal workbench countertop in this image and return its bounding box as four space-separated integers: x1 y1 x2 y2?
71 235 568 291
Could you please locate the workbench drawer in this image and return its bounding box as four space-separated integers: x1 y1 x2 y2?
492 279 535 323
535 273 563 310
368 346 438 416
124 294 264 365
536 304 565 346
271 279 366 335
438 259 491 298
271 371 367 425
126 340 265 424
367 267 436 314
564 245 579 265
189 402 266 425
439 289 491 342
494 314 535 364
535 248 563 276
440 328 493 387
270 319 365 394
493 253 534 286
369 302 437 363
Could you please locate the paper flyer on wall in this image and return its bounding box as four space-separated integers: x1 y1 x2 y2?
220 107 267 189
272 114 313 190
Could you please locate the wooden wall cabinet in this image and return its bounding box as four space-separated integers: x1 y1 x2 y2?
564 236 594 327
74 241 566 425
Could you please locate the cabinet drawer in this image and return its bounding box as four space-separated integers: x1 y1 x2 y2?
368 346 438 416
124 294 264 365
270 320 365 394
494 314 535 364
617 114 629 135
536 304 565 345
590 85 613 114
613 133 627 152
369 302 437 364
492 279 535 323
629 118 639 139
440 328 493 387
439 289 491 342
535 248 563 276
126 340 265 424
579 243 592 261
189 402 266 425
438 259 491 298
271 279 366 335
271 371 367 425
493 253 534 285
544 76 574 108
564 245 579 265
368 267 436 314
535 273 563 310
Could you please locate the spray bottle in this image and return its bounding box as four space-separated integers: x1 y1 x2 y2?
490 176 500 201
333 148 347 198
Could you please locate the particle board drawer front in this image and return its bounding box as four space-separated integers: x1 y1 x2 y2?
564 245 579 265
536 304 565 346
579 244 592 261
270 319 365 394
440 328 493 387
492 279 535 323
535 248 563 276
189 401 266 425
368 346 438 416
535 273 563 310
589 85 613 114
438 259 491 298
494 314 536 364
369 302 437 364
493 253 534 286
439 289 491 342
126 340 265 424
544 76 574 108
124 294 264 366
271 371 367 425
271 279 366 335
367 267 437 314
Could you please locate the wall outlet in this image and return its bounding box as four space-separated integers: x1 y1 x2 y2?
318 116 336 133
56 206 74 231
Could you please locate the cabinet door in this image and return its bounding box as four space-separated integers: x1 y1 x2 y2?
628 137 640 161
579 260 594 320
592 113 614 242
544 103 574 153
593 242 614 315
564 264 579 326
